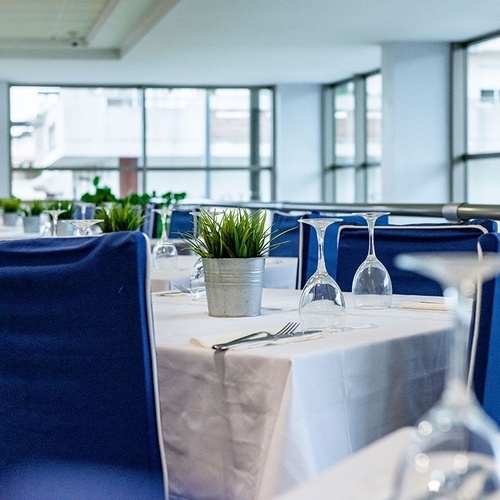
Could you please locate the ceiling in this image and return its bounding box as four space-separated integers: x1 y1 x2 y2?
1 0 500 86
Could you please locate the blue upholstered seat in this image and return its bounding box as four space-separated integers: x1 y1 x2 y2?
269 210 310 258
168 209 196 239
471 232 500 427
335 220 496 296
0 232 167 498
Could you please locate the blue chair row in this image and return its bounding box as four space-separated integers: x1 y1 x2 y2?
298 217 496 294
0 233 167 498
141 204 196 240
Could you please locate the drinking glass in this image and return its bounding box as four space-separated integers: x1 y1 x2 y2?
189 257 206 302
352 212 392 309
44 209 67 237
152 207 178 270
64 219 104 236
392 252 500 499
298 218 346 332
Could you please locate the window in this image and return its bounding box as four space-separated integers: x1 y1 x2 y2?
452 33 500 202
323 71 382 203
9 85 274 202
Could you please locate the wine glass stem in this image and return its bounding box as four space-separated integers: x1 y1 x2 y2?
316 227 328 274
367 217 376 259
52 215 58 237
442 286 473 405
161 213 168 240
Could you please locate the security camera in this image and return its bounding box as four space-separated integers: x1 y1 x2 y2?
68 32 83 48
71 39 80 48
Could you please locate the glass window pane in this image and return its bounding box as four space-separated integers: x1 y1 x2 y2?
210 171 251 200
209 89 250 167
366 74 382 163
259 89 273 167
467 38 500 153
146 170 206 199
366 165 382 202
466 158 500 203
334 167 355 202
334 82 355 165
145 88 207 167
10 86 142 199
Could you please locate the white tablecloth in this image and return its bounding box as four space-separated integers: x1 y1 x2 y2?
150 256 298 292
152 289 453 499
276 426 414 499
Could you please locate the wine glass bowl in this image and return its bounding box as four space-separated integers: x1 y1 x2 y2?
352 212 392 309
64 219 104 236
44 209 68 237
392 252 500 499
298 218 346 332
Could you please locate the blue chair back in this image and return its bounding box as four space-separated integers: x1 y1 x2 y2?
297 213 389 289
141 203 160 238
0 232 167 498
471 232 500 426
269 211 310 258
336 220 495 295
72 202 96 220
168 209 196 239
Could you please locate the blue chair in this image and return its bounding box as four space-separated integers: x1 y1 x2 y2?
297 213 389 289
0 232 167 498
335 220 496 295
141 202 160 238
72 202 96 220
268 210 311 258
471 232 500 427
168 209 196 239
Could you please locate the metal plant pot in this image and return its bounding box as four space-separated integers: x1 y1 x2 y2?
202 257 265 317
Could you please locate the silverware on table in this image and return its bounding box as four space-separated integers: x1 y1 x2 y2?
212 322 323 350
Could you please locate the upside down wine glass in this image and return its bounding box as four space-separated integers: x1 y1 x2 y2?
352 212 393 309
298 218 346 332
152 207 178 270
392 252 500 499
63 219 104 236
44 208 67 237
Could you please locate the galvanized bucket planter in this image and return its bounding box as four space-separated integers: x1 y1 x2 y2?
202 257 265 317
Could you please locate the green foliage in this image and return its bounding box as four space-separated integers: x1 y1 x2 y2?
20 200 45 216
2 197 21 213
81 176 117 205
181 208 283 258
96 203 145 233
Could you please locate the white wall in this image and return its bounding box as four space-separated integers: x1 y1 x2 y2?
274 84 322 203
381 42 450 203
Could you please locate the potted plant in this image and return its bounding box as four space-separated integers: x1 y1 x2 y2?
2 197 21 226
181 208 283 317
20 200 45 233
96 202 145 233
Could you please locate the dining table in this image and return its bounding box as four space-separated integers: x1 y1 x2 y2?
152 288 453 499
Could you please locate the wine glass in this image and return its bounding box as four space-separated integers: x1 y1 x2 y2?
44 208 67 237
352 212 392 309
63 219 104 236
152 207 178 270
392 252 500 499
298 218 346 332
189 257 206 302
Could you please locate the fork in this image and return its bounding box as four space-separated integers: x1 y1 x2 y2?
212 321 300 350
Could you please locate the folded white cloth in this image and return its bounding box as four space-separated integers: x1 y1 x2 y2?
399 300 447 311
189 331 323 350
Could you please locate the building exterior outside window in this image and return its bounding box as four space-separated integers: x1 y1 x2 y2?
9 85 274 201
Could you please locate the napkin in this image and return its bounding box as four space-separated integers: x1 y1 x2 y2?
189 331 323 350
399 300 447 311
